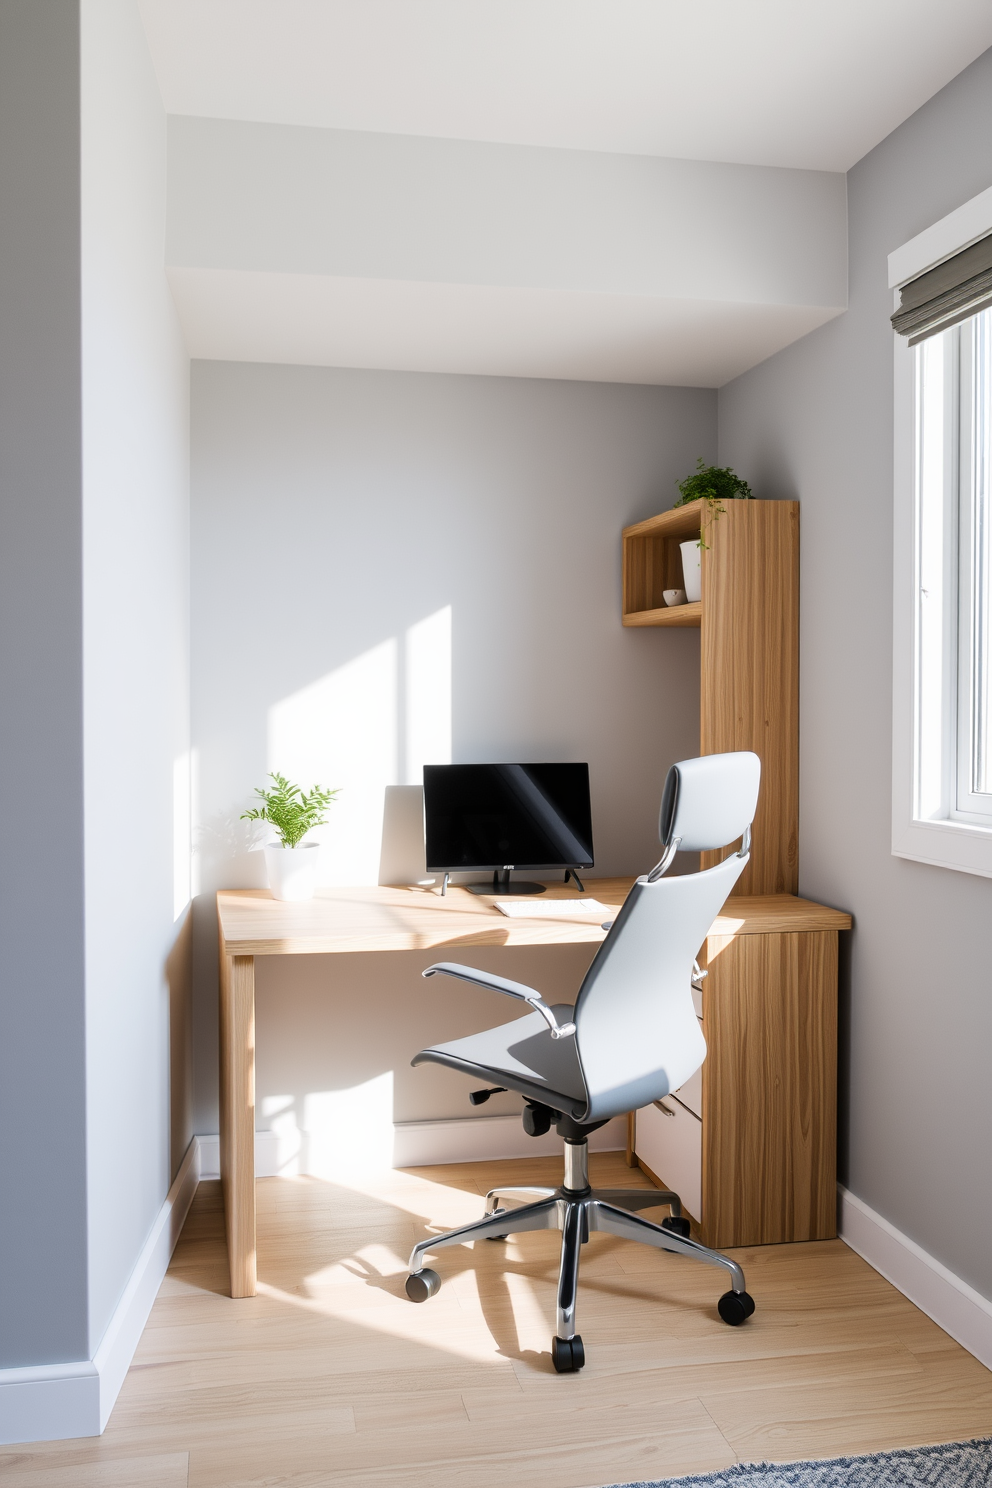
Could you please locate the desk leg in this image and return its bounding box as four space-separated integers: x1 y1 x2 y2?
219 950 256 1297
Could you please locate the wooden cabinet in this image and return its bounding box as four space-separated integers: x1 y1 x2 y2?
623 499 850 1246
631 897 849 1248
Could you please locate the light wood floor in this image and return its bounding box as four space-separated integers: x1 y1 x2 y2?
5 1153 992 1488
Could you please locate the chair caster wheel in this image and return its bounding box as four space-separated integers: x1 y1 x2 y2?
551 1334 585 1373
718 1289 755 1326
661 1215 691 1238
405 1269 441 1303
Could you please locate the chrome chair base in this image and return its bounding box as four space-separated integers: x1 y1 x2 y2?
405 1141 753 1371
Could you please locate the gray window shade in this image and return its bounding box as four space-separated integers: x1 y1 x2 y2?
892 233 992 345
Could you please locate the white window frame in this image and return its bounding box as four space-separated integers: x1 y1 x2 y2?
892 183 992 877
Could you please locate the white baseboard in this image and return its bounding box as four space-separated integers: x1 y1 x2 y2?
839 1184 992 1371
0 1135 202 1446
392 1113 626 1167
196 1114 626 1180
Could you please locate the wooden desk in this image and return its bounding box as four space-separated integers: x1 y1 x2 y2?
216 880 850 1297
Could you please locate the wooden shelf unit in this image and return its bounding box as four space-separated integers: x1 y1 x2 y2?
623 496 844 1247
623 498 800 898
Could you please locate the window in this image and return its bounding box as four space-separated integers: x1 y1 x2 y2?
893 202 992 875
915 311 992 830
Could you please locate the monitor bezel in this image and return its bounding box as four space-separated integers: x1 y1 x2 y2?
422 762 595 873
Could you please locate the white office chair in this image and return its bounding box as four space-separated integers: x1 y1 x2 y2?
405 751 761 1373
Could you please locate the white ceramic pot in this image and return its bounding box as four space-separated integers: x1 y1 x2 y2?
264 842 320 902
680 540 702 604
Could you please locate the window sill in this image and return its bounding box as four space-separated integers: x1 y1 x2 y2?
892 815 992 878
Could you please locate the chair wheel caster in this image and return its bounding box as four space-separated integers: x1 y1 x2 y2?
551 1334 585 1373
718 1289 755 1326
405 1269 441 1302
661 1215 691 1238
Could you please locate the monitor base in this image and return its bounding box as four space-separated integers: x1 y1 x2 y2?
465 871 547 896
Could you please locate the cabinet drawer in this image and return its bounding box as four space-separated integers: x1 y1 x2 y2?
635 1097 702 1222
673 1064 702 1118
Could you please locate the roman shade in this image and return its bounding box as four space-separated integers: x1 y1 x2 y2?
892 233 992 345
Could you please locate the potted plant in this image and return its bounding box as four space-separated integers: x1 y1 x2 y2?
241 772 339 902
674 459 754 600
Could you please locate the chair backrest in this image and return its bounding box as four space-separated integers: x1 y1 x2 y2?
659 750 761 854
572 751 760 1122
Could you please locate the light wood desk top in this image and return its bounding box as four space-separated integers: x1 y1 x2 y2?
217 879 851 958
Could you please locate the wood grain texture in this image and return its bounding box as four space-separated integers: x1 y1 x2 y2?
699 929 838 1249
218 944 257 1298
0 1456 189 1487
10 1158 992 1486
622 600 701 628
699 500 800 895
216 882 850 958
623 500 707 542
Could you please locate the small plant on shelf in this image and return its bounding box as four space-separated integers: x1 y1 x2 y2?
241 772 339 849
674 459 753 547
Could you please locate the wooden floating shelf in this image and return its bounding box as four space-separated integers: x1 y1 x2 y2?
623 600 701 628
623 502 705 542
622 499 705 626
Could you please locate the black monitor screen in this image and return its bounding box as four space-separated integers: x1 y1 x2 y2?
423 763 594 872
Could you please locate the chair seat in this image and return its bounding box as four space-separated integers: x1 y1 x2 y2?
412 1005 587 1117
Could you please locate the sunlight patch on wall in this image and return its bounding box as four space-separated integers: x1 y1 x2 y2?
260 1093 302 1174
405 605 452 784
304 1073 395 1178
268 639 398 884
258 1076 395 1177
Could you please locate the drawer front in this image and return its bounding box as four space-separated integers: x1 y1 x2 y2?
635 1097 702 1221
674 1064 702 1118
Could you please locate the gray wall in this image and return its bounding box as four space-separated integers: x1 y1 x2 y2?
80 0 191 1355
718 47 992 1299
0 0 89 1370
190 363 712 1139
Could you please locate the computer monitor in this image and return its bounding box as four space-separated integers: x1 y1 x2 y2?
423 763 594 895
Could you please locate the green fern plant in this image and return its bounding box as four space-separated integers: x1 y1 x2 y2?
241 772 339 850
673 459 753 547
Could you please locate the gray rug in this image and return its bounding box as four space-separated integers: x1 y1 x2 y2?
608 1438 992 1488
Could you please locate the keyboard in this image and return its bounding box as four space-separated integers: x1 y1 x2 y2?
493 898 613 919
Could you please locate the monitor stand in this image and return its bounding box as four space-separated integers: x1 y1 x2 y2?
466 870 547 896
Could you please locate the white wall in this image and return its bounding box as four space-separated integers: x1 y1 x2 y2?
81 0 191 1355
190 362 712 1140
718 46 992 1301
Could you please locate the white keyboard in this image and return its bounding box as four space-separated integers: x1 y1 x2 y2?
494 898 613 919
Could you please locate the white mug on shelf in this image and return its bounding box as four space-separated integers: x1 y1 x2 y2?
663 588 687 607
680 540 702 603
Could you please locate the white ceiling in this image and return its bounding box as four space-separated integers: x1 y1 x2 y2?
139 0 992 172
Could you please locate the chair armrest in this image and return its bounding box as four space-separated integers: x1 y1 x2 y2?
422 962 576 1040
